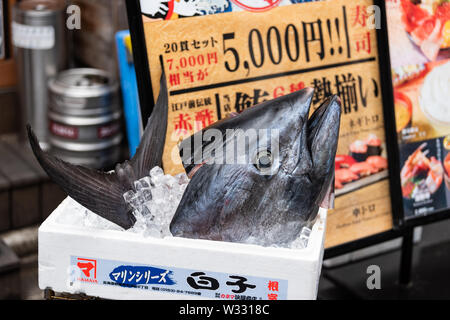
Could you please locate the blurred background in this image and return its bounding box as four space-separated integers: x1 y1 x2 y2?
0 0 137 299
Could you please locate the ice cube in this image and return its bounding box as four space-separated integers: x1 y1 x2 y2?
139 204 152 217
138 187 153 203
150 166 164 179
162 174 177 189
123 190 136 203
290 227 312 249
134 176 152 191
175 173 189 185
123 190 142 210
151 185 169 204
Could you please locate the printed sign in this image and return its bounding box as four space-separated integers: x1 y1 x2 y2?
386 0 450 220
140 0 394 248
70 256 288 300
230 0 282 12
138 0 323 22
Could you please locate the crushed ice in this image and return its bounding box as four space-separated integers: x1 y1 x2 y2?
56 167 189 237
123 167 189 238
56 166 313 249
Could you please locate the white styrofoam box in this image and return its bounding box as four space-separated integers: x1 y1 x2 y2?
39 198 327 300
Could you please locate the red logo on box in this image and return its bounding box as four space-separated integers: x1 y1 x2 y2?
77 258 97 279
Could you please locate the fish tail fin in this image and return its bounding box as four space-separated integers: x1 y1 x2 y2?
27 125 136 229
129 71 168 177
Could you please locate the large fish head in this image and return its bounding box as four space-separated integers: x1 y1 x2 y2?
170 88 341 245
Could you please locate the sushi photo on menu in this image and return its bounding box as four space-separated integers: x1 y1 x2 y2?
335 134 389 196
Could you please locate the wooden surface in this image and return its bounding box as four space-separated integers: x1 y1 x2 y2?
0 142 41 229
0 239 19 273
0 88 19 135
0 136 67 232
2 140 66 221
0 239 21 299
0 173 10 233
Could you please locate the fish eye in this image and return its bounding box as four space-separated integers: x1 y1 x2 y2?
255 149 273 171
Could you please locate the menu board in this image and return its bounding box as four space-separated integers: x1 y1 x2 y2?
130 0 396 248
386 0 450 221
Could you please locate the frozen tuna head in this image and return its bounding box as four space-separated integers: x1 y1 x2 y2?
170 88 341 246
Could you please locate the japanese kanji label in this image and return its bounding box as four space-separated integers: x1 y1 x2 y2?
142 0 394 247
70 256 288 300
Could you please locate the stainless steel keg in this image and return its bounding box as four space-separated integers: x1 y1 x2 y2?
48 68 123 169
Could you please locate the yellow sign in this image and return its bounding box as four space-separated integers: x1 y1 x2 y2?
143 0 393 248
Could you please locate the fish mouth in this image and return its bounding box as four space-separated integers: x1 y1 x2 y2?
308 95 341 150
286 94 341 208
308 95 342 209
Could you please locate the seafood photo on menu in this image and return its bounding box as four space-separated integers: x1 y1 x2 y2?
386 0 450 68
444 136 450 192
445 152 450 190
401 142 444 201
400 0 450 61
388 0 450 220
335 134 389 195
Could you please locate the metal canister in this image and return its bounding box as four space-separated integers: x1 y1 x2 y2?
13 0 68 148
48 68 123 169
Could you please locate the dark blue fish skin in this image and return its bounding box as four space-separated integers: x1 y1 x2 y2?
170 88 341 246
